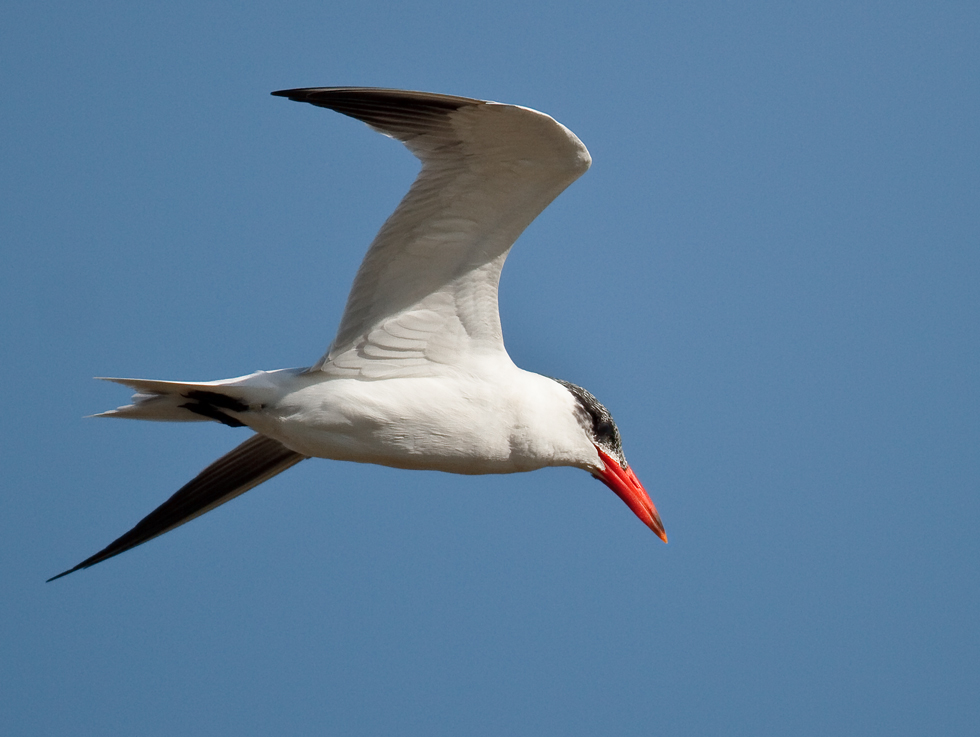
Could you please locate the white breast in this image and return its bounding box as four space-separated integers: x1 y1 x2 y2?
246 366 599 475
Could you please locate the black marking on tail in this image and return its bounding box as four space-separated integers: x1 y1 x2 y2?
179 390 249 428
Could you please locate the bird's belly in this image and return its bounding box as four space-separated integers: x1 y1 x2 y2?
246 377 541 476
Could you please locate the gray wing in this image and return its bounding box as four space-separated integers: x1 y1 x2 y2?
273 87 592 378
48 434 306 581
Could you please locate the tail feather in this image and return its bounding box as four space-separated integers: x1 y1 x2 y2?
94 368 303 424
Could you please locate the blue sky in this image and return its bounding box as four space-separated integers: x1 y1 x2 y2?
2 1 978 735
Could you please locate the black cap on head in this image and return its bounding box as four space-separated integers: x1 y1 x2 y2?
553 378 628 469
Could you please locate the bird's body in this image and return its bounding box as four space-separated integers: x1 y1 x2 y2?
50 87 666 581
110 365 592 474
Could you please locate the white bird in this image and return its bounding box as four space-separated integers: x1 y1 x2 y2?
49 87 666 582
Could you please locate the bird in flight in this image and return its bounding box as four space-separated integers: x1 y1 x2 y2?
49 87 666 582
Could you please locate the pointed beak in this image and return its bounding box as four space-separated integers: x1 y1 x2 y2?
593 447 667 542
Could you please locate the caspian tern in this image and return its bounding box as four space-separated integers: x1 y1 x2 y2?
48 87 666 582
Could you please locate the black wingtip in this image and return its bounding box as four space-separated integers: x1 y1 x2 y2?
46 566 81 583
47 549 108 582
270 87 481 109
46 435 306 584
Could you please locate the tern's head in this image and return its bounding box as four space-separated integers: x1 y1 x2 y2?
555 379 667 542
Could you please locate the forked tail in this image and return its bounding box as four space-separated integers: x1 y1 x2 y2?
94 369 303 426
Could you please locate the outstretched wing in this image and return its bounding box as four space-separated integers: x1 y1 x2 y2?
48 434 306 581
273 87 591 378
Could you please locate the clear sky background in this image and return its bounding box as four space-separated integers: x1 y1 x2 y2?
2 2 978 735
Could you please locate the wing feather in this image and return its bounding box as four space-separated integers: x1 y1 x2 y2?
48 434 306 580
272 87 591 376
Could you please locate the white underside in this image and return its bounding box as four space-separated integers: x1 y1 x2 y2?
101 362 602 476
